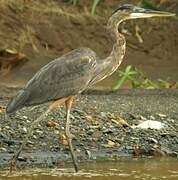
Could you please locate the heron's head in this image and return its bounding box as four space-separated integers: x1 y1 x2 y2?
113 4 175 20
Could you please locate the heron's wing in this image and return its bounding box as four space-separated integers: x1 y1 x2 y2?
24 48 97 106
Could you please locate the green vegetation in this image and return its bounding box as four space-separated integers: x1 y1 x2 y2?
69 0 79 5
91 0 101 15
139 0 158 10
113 66 178 89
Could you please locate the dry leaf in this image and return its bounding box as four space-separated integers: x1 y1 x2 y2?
118 118 130 127
46 120 59 127
108 113 130 127
135 25 143 43
108 140 115 147
102 140 115 148
58 133 68 146
0 48 28 75
0 106 5 113
85 115 94 122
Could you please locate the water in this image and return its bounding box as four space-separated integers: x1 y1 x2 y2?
0 158 178 180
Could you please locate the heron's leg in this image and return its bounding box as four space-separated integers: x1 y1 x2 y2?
65 96 78 172
9 98 67 173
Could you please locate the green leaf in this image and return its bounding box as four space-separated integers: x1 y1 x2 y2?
91 0 101 15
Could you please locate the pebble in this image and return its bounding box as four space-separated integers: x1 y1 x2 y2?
22 127 28 134
3 139 18 146
100 112 107 118
125 146 133 150
0 101 177 166
32 135 37 139
0 132 8 139
0 147 7 152
157 113 167 118
5 126 10 130
148 137 158 144
85 149 92 159
35 130 43 135
87 129 94 135
150 116 156 120
139 115 147 121
18 156 27 162
54 130 60 135
23 116 28 119
27 140 34 145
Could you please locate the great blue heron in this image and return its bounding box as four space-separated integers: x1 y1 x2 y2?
6 4 175 172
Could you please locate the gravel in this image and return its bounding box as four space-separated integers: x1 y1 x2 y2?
0 88 178 169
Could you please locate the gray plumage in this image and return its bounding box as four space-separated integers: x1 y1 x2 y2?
6 48 97 114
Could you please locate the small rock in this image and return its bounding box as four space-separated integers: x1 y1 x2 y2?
157 113 167 118
139 115 147 121
85 115 94 122
150 116 155 120
125 146 133 150
22 127 27 133
36 130 43 135
0 132 8 139
22 116 28 119
5 126 10 130
3 139 18 146
85 149 92 159
148 137 158 144
87 129 94 135
54 130 60 135
32 135 37 139
27 140 34 145
18 156 27 162
100 112 107 118
0 147 7 152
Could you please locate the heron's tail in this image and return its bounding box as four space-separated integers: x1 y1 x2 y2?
6 89 29 114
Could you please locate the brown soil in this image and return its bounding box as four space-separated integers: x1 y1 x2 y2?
0 0 177 88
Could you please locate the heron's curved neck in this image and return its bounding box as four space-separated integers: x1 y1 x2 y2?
89 13 126 85
105 14 126 72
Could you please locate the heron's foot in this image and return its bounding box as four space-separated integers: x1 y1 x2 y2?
9 156 17 174
73 157 79 173
66 136 79 172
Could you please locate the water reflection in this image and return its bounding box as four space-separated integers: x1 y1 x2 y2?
1 157 178 180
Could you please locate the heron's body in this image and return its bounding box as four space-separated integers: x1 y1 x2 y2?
6 48 98 112
6 4 175 173
6 14 126 114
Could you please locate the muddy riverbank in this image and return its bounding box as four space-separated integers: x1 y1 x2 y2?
0 0 177 88
0 88 177 169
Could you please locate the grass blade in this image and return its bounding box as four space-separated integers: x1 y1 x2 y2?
91 0 101 15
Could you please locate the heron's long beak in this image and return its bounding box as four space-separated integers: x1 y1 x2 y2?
130 8 176 18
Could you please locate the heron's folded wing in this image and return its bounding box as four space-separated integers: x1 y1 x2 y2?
24 48 97 106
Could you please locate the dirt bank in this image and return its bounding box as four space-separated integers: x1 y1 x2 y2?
0 0 177 88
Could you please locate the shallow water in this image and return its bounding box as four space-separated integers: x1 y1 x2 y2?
1 158 178 180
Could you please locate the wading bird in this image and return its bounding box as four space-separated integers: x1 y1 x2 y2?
6 4 175 172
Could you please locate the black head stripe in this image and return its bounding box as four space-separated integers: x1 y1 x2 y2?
112 4 134 15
